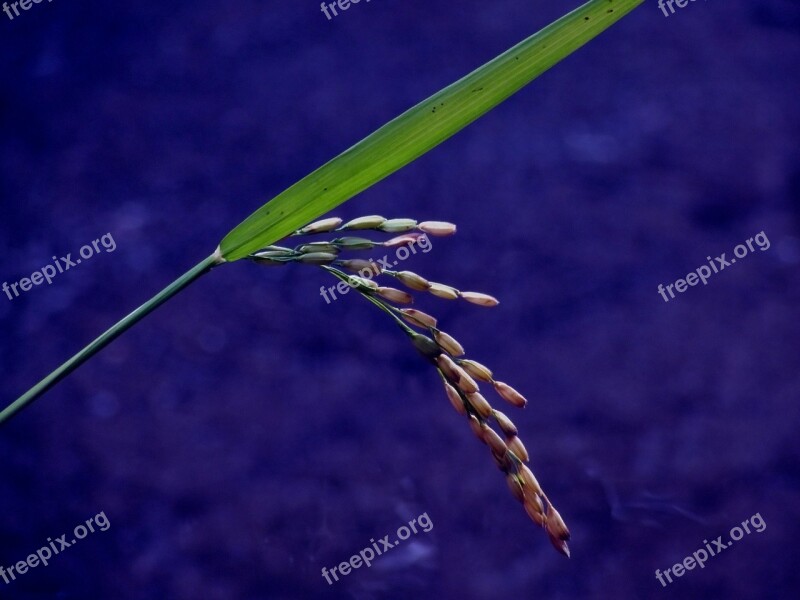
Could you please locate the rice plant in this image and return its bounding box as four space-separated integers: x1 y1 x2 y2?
1 0 644 555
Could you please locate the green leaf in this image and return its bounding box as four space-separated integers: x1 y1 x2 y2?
2 0 643 426
220 0 643 261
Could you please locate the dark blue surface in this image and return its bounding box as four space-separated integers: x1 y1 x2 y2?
1 1 799 598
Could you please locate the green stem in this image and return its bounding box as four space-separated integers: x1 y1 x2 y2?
0 253 222 426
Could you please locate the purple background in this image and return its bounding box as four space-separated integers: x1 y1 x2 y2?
1 0 799 598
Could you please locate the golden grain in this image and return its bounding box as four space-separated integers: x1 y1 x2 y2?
467 392 493 419
460 291 500 307
468 415 486 443
399 308 438 329
546 506 571 541
394 270 431 291
436 354 462 381
518 463 543 497
458 359 494 382
428 282 460 300
418 221 457 236
491 410 518 437
383 233 425 248
295 217 342 234
444 382 467 416
376 287 413 304
493 381 527 408
433 330 465 357
341 215 386 230
483 426 508 458
506 436 529 463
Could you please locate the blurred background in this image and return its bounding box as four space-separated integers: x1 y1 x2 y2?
1 0 798 598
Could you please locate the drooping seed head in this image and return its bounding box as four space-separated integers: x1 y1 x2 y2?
383 233 425 248
444 382 466 416
433 330 465 357
428 282 460 300
337 259 381 274
295 217 342 235
379 218 418 233
506 436 529 463
418 221 457 236
493 381 527 408
491 410 518 437
410 333 442 362
545 506 571 542
468 415 486 443
506 474 525 503
376 287 413 304
394 271 431 291
517 464 543 497
399 308 438 329
295 252 338 265
341 215 386 230
458 359 494 382
466 392 493 419
482 426 508 459
334 237 376 250
460 291 500 307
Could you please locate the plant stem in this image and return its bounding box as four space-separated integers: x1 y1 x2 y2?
0 253 222 426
